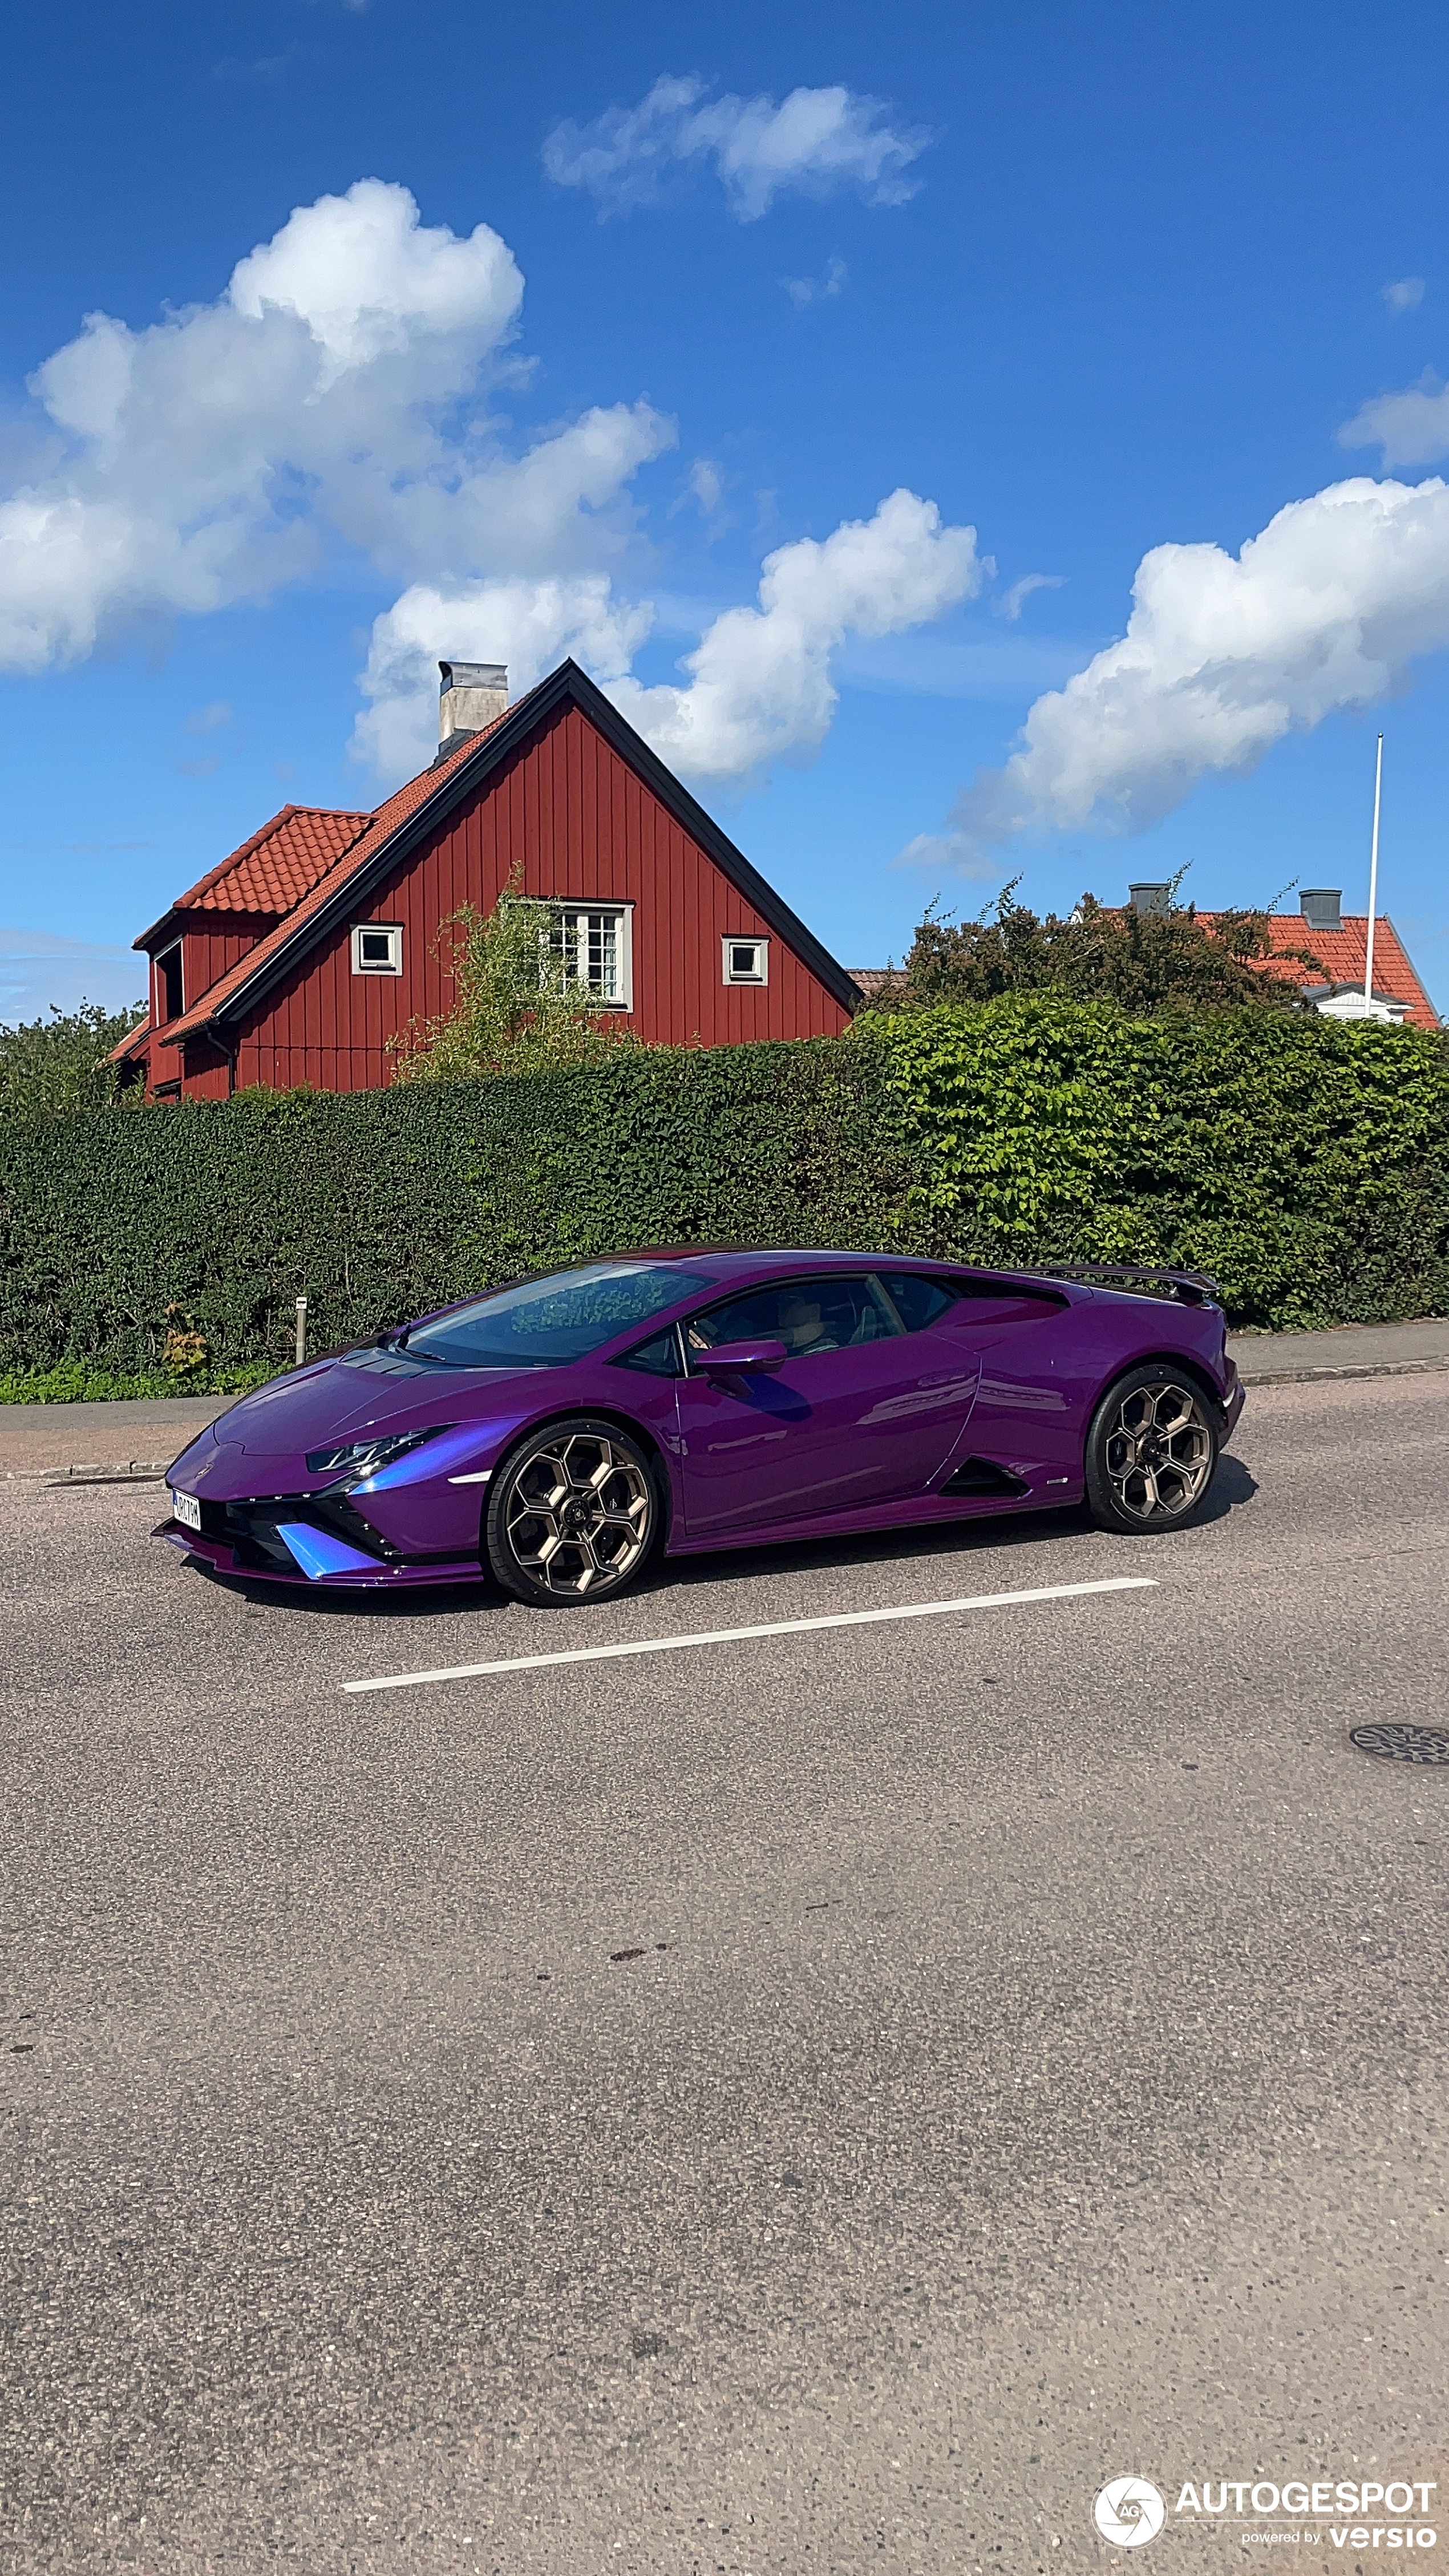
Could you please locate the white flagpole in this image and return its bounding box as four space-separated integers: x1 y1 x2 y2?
1363 732 1383 1015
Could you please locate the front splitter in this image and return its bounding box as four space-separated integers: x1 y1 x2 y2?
157 1526 484 1590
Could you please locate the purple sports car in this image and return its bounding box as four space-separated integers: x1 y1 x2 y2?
159 1249 1245 1606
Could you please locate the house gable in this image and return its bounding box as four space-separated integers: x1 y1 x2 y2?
153 664 859 1094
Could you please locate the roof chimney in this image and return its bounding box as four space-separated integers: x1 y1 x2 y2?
1300 888 1342 931
438 660 508 754
1129 881 1171 916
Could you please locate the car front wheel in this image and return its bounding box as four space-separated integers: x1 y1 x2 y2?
1084 1364 1220 1534
484 1416 661 1606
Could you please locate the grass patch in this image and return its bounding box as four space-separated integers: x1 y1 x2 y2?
0 1360 274 1406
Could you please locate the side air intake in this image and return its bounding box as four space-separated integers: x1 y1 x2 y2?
941 1457 1031 1499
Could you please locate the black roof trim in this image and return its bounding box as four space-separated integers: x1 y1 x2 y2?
195 661 861 1038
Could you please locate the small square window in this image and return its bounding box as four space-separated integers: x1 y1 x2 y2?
352 923 403 975
723 935 768 986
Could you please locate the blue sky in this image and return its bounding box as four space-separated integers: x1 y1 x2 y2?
3 0 1448 1023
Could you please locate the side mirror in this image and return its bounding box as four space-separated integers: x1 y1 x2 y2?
694 1337 789 1376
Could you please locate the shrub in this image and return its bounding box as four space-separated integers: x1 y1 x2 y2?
0 1001 146 1118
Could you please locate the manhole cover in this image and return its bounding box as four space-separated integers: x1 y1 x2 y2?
1349 1723 1449 1767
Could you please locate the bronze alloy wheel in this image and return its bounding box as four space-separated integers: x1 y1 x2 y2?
1085 1365 1219 1534
485 1418 658 1605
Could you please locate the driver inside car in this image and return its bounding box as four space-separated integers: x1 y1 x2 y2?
688 1290 854 1359
775 1295 839 1354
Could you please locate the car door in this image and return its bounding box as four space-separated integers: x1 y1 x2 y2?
886 1271 1086 1494
673 1273 980 1537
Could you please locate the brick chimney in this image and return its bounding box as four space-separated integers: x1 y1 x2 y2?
438 660 508 754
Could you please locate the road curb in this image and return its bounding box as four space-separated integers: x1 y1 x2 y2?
5 1462 171 1487
1233 1355 1449 1388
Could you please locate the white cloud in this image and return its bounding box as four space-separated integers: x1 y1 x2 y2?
1383 277 1426 314
226 180 521 376
942 473 1449 856
2 176 973 804
689 457 723 515
355 574 655 778
893 829 998 880
606 489 981 784
0 179 670 673
783 256 848 310
1340 369 1449 467
356 489 980 787
995 571 1065 622
666 456 724 521
543 75 929 221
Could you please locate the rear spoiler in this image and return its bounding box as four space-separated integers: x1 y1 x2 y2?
1033 1260 1222 1309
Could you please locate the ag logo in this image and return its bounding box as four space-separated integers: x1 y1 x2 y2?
1094 2477 1167 2547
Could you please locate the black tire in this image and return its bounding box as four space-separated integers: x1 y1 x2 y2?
484 1416 661 1607
1084 1363 1219 1535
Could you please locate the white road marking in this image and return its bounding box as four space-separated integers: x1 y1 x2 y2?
343 1575 1157 1695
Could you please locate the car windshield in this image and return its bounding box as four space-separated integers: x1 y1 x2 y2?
402 1263 715 1371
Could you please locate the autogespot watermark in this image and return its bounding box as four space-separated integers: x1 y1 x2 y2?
1091 2475 1438 2551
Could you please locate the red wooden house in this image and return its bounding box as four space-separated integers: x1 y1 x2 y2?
114 659 861 1101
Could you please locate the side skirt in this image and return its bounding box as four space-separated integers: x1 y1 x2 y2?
664 1482 1084 1557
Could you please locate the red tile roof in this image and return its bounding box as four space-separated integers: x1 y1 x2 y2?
157 709 519 1047
137 805 373 943
111 1016 152 1064
1194 912 1439 1028
851 917 1438 1029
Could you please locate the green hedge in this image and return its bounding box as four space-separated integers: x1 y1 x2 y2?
0 1001 1445 1382
874 1000 1449 1328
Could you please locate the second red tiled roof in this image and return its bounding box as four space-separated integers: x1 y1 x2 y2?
171 804 374 917
158 708 520 1046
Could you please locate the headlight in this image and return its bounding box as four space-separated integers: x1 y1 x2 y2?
305 1427 448 1479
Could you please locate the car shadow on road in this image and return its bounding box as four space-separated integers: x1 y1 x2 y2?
661 1451 1259 1599
190 1453 1259 1624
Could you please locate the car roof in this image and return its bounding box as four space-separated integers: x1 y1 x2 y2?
622 1246 942 1272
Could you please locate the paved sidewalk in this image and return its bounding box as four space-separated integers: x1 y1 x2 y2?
3 1313 1446 1481
1227 1314 1449 1383
0 1394 230 1480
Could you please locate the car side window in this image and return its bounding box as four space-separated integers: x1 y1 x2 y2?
614 1325 683 1378
877 1273 960 1334
686 1276 901 1363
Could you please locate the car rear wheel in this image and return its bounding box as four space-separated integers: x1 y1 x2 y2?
484 1416 661 1607
1084 1364 1219 1534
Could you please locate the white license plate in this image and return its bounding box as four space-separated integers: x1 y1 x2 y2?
171 1488 202 1532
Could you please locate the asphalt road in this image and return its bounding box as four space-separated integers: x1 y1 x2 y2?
3 1376 1446 2574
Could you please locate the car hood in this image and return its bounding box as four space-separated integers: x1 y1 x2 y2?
207 1353 543 1456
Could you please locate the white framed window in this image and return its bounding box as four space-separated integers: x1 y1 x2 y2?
547 904 633 1009
723 934 769 986
351 922 403 976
